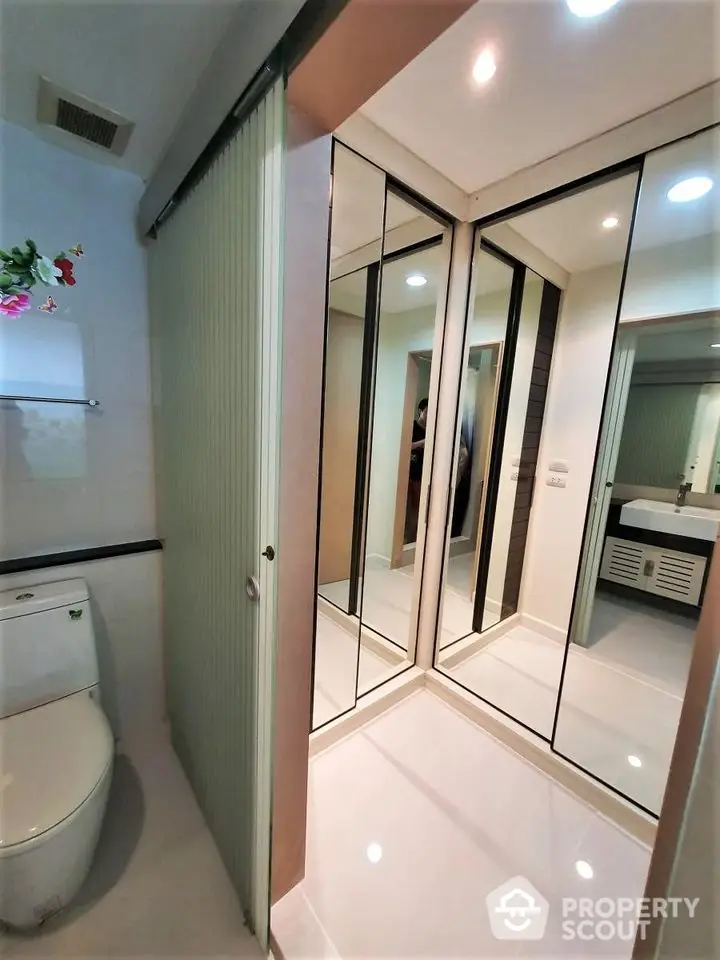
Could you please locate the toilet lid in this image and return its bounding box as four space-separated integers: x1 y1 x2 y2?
0 691 113 850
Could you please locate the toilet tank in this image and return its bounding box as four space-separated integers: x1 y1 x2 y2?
0 579 99 720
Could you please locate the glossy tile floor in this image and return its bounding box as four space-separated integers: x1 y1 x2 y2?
320 554 485 652
313 610 408 729
2 735 262 959
273 690 651 960
439 595 695 813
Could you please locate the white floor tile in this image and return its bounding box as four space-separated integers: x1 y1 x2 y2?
439 594 692 813
312 612 407 729
273 691 651 960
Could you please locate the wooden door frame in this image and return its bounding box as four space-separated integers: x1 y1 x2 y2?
390 341 503 573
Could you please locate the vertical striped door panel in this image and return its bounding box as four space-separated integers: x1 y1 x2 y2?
148 80 284 947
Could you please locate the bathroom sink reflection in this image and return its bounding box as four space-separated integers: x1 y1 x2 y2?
621 498 720 542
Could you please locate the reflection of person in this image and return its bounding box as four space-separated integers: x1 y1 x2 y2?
405 398 428 544
451 432 472 537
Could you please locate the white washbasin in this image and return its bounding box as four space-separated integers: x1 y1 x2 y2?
621 499 720 542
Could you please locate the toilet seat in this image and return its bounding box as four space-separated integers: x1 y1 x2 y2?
0 691 114 854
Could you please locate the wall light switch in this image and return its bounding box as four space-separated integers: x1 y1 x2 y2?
547 475 566 488
548 459 569 474
510 471 519 481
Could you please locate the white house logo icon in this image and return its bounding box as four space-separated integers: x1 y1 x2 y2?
486 876 549 940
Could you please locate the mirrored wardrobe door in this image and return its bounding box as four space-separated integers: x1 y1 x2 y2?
554 128 719 814
435 241 514 655
311 142 386 730
435 167 641 743
357 188 452 694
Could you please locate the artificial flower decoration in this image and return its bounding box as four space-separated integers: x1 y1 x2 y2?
53 257 76 286
0 291 32 317
0 238 82 316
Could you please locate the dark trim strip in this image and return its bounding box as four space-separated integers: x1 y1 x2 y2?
333 136 456 226
0 540 162 577
472 250 527 633
349 259 382 616
472 157 644 230
382 234 444 265
386 176 455 228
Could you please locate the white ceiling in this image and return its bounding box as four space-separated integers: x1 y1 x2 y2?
635 317 720 362
501 125 720 272
331 144 427 259
0 0 239 179
360 0 719 195
330 244 447 317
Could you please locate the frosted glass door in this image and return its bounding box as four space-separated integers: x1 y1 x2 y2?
148 80 284 949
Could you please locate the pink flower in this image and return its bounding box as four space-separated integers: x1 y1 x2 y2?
0 291 31 317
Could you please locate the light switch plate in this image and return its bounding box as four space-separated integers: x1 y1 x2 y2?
548 459 569 473
547 475 567 488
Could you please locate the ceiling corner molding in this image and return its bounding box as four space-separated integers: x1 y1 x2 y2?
336 113 470 221
488 224 570 291
138 0 307 235
468 81 720 223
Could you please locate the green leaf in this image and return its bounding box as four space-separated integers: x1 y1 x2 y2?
0 249 11 261
0 272 13 290
25 238 37 253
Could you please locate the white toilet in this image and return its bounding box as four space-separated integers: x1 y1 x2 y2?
0 579 114 929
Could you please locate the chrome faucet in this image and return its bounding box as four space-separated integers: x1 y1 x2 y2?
675 479 692 509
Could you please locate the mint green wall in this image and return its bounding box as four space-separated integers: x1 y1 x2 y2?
615 383 701 488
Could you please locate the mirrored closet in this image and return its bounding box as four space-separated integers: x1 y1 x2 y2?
312 142 452 730
311 124 718 819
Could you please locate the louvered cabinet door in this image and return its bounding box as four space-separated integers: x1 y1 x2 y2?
646 548 706 606
600 536 647 589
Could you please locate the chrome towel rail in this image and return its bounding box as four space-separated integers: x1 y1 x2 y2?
0 395 100 407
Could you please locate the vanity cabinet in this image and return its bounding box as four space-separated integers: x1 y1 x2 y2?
600 536 706 606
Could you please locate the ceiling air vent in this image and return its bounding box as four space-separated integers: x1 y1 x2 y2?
37 77 134 157
55 98 118 149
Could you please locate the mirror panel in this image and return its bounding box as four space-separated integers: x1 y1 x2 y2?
312 144 385 729
555 127 720 811
436 245 513 651
436 171 639 743
358 197 451 691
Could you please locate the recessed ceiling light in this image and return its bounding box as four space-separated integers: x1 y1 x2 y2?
472 47 497 85
406 273 427 287
602 215 620 230
667 176 714 203
575 860 594 880
566 0 622 16
366 842 383 863
711 343 720 349
627 754 643 768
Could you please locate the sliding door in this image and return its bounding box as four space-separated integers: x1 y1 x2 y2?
149 80 284 948
435 165 641 741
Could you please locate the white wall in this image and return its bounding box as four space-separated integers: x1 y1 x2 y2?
366 305 436 560
0 120 155 558
0 122 162 757
521 235 720 634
